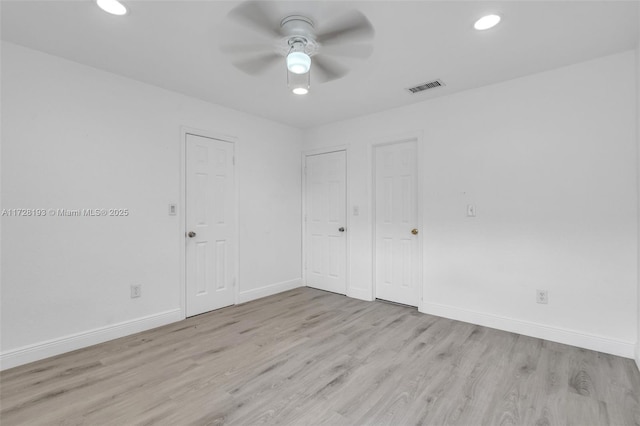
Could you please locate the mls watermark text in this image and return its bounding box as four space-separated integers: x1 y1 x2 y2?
2 208 130 217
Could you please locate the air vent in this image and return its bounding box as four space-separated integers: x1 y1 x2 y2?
406 79 445 94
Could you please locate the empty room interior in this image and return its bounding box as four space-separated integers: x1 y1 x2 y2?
2 0 640 424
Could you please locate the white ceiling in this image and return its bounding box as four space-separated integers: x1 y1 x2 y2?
2 1 638 129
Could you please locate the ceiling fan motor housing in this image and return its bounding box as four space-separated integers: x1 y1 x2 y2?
281 15 319 56
281 15 314 36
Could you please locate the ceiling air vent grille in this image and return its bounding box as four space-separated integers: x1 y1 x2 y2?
406 79 445 94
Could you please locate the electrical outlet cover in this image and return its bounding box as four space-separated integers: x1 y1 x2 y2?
536 289 548 304
131 284 142 299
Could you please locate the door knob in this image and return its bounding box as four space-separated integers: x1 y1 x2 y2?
411 228 419 235
338 227 345 232
188 231 196 238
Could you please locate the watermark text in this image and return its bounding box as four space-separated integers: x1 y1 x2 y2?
2 208 130 217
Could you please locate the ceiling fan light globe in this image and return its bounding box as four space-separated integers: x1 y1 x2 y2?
292 87 309 95
96 0 127 15
287 52 311 74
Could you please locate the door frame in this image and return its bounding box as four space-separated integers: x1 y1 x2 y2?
301 145 350 295
179 126 239 319
371 134 424 309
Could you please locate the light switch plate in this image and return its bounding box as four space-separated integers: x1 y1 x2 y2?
466 204 476 217
168 204 177 216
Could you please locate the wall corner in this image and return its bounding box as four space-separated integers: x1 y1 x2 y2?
636 5 640 371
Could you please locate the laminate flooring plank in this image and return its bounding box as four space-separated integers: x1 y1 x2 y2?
345 321 477 423
606 382 640 426
564 392 610 426
2 287 640 426
426 336 502 425
414 327 519 425
520 342 570 426
357 322 480 424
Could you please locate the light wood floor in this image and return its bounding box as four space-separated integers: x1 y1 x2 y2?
2 287 639 425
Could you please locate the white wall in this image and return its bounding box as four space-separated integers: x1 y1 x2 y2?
2 42 637 370
636 9 640 369
305 51 638 358
0 42 302 368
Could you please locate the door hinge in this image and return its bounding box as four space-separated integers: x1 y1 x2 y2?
232 156 235 165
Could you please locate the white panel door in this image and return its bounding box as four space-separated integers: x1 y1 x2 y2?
374 141 420 306
305 151 347 294
186 134 236 317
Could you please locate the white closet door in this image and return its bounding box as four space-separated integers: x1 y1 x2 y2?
185 134 236 316
374 141 420 306
305 151 347 294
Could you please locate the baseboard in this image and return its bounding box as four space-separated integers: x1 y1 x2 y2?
0 308 182 371
421 302 635 359
347 286 374 302
237 278 303 304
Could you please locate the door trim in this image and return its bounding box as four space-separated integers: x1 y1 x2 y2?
301 145 349 295
371 135 424 309
179 126 239 320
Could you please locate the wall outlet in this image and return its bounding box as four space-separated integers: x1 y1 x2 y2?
536 289 548 304
131 284 142 299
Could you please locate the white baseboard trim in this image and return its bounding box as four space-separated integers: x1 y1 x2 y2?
421 302 635 359
237 278 303 304
347 287 374 302
0 308 182 371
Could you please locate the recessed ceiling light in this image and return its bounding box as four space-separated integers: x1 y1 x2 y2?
96 0 127 16
474 14 501 30
292 87 309 95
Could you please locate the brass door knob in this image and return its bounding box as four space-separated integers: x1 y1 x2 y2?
411 228 419 235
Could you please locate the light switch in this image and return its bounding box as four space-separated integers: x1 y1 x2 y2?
466 204 476 217
168 204 177 216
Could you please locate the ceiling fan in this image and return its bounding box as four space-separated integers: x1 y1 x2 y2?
221 1 375 94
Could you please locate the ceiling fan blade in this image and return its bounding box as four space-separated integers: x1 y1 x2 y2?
228 1 283 39
319 43 374 59
232 52 282 75
312 55 349 83
316 10 374 45
220 43 274 55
